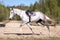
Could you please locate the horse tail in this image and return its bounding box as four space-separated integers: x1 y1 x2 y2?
45 16 57 27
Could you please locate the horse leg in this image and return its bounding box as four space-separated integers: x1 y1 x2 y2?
47 19 56 27
20 22 27 27
19 22 28 31
44 20 50 32
36 19 45 26
36 19 50 36
36 19 50 32
26 23 34 34
36 23 42 26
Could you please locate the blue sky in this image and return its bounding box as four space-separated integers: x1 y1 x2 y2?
0 0 39 6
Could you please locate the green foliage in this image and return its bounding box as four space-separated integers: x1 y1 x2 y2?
38 0 60 21
33 2 40 11
0 0 60 21
29 4 33 10
0 3 5 21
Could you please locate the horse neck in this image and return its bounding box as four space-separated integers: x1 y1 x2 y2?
14 9 28 20
15 9 26 18
14 9 22 16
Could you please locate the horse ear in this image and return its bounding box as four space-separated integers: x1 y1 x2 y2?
10 8 13 10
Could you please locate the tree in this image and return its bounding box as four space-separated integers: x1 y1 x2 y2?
39 0 46 13
0 3 5 21
33 2 39 11
29 4 33 10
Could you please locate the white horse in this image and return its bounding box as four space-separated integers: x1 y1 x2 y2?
9 8 56 33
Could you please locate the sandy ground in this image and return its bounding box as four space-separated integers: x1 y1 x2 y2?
0 21 60 38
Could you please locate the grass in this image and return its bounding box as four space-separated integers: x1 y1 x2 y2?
0 37 60 40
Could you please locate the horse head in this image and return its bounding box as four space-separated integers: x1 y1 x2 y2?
9 8 16 20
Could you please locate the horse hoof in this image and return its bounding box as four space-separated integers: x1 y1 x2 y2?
20 25 22 27
0 24 5 27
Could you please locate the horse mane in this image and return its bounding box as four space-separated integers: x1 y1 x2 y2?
12 8 26 11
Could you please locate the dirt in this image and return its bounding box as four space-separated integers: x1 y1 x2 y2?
0 21 60 38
